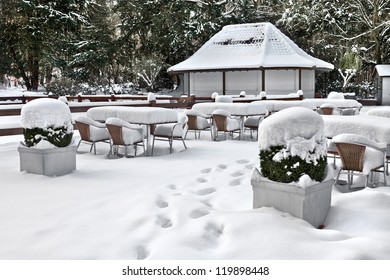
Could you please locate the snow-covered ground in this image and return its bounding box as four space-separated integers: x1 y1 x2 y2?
1 125 390 260
1 87 390 261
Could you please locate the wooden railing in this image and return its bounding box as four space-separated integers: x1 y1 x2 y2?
0 95 200 116
0 94 200 104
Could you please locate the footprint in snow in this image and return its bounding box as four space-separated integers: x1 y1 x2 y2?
189 208 210 219
202 222 224 247
236 159 250 164
231 170 244 177
166 184 177 190
136 245 150 260
229 178 242 186
155 198 169 208
201 168 212 174
196 177 208 183
157 215 173 229
217 164 227 170
194 187 217 196
245 163 255 169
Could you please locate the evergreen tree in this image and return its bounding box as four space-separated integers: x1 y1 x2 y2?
0 0 95 91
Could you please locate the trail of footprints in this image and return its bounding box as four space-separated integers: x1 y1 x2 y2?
136 159 255 259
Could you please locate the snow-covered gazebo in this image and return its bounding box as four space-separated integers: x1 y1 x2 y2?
168 22 334 98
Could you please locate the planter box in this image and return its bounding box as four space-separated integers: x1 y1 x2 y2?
251 168 334 228
18 143 77 176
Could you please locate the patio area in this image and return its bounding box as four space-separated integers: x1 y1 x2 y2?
1 124 390 259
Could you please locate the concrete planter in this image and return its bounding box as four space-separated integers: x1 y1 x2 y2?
18 143 77 176
251 168 334 228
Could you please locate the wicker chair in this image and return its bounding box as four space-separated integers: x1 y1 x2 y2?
211 109 241 141
333 133 387 190
339 108 359 116
319 103 337 115
327 137 339 169
105 118 145 157
74 115 110 154
184 109 212 139
151 113 188 155
244 113 268 140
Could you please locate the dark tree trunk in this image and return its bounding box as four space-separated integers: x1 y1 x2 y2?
8 44 32 90
31 57 39 91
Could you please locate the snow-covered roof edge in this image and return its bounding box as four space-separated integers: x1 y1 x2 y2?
376 65 390 77
168 22 334 73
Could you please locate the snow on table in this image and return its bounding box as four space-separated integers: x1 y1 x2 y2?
366 107 390 119
251 100 317 112
322 114 390 144
192 102 268 116
87 106 178 124
305 98 362 109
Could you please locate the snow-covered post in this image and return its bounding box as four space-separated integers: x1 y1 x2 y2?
251 107 334 228
297 90 304 100
147 92 156 107
211 92 219 101
18 98 76 176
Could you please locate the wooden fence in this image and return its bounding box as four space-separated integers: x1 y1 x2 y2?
0 94 201 136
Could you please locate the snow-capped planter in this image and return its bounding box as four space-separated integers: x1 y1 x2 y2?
251 107 334 228
18 98 76 176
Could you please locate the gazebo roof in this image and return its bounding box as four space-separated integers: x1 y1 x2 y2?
168 22 334 73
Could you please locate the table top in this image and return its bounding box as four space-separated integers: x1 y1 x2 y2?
305 98 362 109
192 102 268 116
251 99 362 113
367 107 390 118
251 100 317 112
322 114 390 144
87 106 178 124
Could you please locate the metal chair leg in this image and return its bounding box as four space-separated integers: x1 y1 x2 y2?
151 136 156 156
76 139 82 151
169 138 173 154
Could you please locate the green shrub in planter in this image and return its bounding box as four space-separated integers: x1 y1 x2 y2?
260 145 327 183
20 98 73 148
258 107 327 184
23 126 73 147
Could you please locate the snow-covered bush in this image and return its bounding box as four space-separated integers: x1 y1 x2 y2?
258 107 327 183
20 98 73 148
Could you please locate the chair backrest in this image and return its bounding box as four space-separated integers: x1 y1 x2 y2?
321 107 334 115
335 142 366 172
75 121 91 142
320 103 337 115
106 124 125 146
212 109 231 132
213 114 227 132
186 115 198 130
340 108 357 116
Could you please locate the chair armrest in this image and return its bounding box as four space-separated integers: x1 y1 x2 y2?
75 115 106 128
332 133 387 152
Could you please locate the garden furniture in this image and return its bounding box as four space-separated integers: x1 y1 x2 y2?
74 115 110 155
105 117 145 158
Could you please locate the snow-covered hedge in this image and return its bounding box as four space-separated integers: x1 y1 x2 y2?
20 98 73 147
258 107 327 183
